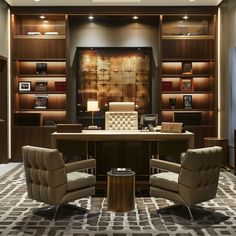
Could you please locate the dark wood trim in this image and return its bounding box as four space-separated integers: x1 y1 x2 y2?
0 55 7 61
10 6 218 15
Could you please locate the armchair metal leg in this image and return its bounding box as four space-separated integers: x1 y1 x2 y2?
186 206 193 221
53 205 61 221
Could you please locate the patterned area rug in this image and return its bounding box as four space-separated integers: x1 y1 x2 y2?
0 164 236 236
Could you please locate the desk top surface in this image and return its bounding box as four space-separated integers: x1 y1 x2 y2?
51 129 194 138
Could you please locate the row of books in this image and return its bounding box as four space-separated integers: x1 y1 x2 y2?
174 112 202 126
27 32 59 35
14 113 43 126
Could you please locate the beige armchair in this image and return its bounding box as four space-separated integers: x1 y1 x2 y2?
22 145 96 220
105 102 138 130
150 146 222 220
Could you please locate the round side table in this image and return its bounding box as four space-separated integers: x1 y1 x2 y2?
204 137 228 167
107 170 135 212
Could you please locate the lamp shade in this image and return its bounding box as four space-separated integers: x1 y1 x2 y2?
87 100 99 112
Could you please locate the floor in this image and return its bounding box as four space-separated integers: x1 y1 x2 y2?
0 164 236 235
0 162 20 177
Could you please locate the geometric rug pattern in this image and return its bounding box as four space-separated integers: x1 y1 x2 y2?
0 164 236 235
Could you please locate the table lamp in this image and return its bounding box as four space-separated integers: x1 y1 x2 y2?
87 100 99 129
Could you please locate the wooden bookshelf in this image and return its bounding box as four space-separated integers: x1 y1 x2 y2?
160 14 217 148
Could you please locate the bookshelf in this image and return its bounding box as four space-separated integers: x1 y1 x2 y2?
12 14 67 160
160 14 216 148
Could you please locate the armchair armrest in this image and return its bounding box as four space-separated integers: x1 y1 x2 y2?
150 159 181 174
65 159 96 173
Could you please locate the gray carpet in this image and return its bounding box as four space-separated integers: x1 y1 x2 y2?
0 164 236 235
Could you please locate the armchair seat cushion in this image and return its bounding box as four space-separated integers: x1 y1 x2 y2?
150 172 179 192
67 172 96 191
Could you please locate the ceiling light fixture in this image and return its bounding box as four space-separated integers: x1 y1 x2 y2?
39 15 46 19
189 0 195 2
93 0 141 2
34 0 40 2
182 15 189 20
132 15 139 20
88 15 95 20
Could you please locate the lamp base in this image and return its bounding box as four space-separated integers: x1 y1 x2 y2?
88 125 100 130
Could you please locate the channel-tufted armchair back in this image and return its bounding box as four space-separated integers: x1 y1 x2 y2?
178 146 222 206
22 145 96 207
105 102 138 130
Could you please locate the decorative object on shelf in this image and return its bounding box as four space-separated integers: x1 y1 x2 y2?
45 32 58 35
169 98 176 109
19 81 31 92
160 122 183 133
35 81 47 91
183 95 192 109
87 100 99 129
182 62 192 75
36 63 47 74
34 95 48 109
55 81 66 92
27 32 41 35
162 81 172 91
14 112 43 126
44 120 57 127
174 112 202 126
180 78 194 92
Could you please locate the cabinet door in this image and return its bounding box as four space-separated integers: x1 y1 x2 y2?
0 58 8 163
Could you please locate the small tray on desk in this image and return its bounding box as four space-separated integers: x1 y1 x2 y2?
57 124 83 133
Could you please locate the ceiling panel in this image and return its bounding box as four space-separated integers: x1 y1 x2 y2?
5 0 222 7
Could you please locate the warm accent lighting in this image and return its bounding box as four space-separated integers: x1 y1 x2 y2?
189 0 195 2
87 100 99 128
34 0 40 2
39 15 45 19
182 15 189 20
132 15 139 20
88 15 95 20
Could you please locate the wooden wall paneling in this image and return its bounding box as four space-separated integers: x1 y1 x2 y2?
14 39 66 59
0 57 8 163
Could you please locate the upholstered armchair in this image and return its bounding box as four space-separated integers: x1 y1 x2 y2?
22 145 96 220
105 102 138 130
150 146 222 220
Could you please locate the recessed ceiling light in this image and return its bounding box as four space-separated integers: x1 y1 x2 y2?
182 15 189 20
34 0 40 2
190 0 195 2
88 15 95 20
39 15 45 19
132 15 139 20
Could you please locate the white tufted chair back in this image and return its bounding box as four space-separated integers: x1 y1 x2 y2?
105 102 138 130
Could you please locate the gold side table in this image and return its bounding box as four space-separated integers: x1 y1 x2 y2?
107 170 135 212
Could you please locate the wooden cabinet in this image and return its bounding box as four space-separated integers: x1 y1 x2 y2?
160 14 217 148
12 14 67 160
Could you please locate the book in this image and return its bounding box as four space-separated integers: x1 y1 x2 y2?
162 81 172 91
34 95 48 109
55 81 66 92
45 32 59 35
183 95 192 109
27 32 41 35
35 81 47 91
36 63 47 74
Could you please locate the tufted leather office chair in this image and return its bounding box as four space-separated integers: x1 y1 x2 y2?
105 102 138 130
22 145 96 220
150 146 222 220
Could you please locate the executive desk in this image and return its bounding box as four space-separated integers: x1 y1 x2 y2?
51 130 195 148
51 130 194 182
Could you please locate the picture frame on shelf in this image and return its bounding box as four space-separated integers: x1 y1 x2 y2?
19 81 31 92
35 81 47 91
183 95 192 109
34 95 48 109
182 62 192 74
36 63 47 74
180 78 194 92
169 97 176 109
